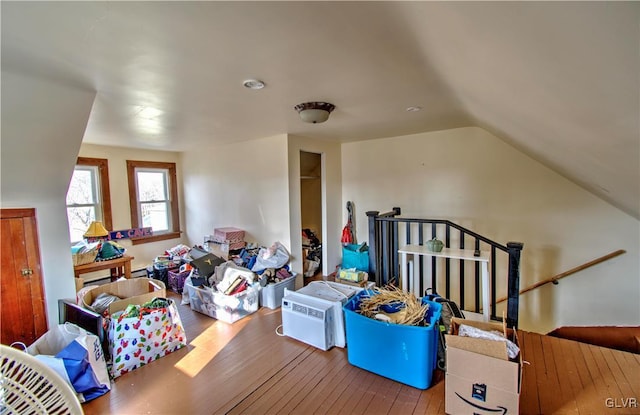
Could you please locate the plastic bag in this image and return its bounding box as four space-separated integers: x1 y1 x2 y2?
90 292 122 315
458 324 520 359
251 242 290 272
26 323 111 402
342 243 369 272
109 299 187 379
181 271 195 305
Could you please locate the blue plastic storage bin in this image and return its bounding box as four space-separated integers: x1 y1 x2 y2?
343 290 442 389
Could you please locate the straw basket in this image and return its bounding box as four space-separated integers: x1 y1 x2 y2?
73 249 98 266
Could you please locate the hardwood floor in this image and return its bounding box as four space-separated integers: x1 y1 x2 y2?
82 292 639 414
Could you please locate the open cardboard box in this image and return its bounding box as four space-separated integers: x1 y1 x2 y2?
82 278 166 315
444 317 522 414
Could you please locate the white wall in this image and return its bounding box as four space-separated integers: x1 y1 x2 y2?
78 144 187 276
1 71 96 327
342 127 640 333
288 135 343 284
182 134 291 257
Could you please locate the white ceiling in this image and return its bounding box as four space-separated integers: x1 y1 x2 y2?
2 2 638 218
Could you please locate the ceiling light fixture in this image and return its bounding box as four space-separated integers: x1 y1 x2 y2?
294 102 336 124
406 106 422 112
243 79 265 90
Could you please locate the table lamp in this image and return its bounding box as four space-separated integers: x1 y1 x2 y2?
83 221 109 243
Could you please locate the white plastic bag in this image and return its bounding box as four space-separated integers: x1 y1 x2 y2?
25 323 111 402
458 324 520 359
181 270 195 305
251 242 290 272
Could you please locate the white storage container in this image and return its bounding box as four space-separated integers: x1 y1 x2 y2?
185 282 259 323
259 275 296 309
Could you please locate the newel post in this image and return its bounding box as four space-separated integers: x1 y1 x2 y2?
366 211 379 285
506 242 524 330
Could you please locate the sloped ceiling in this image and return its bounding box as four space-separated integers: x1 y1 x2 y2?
2 2 638 218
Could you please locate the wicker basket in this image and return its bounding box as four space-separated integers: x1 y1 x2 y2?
72 249 98 266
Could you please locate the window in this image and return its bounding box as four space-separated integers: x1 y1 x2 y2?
66 157 112 243
126 160 180 244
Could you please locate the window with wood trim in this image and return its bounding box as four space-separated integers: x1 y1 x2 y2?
126 160 180 245
66 157 112 243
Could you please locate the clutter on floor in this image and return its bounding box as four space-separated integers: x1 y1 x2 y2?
178 239 296 321
21 322 111 402
185 261 260 323
355 286 430 326
80 278 166 317
302 228 322 278
109 297 186 379
204 227 247 259
343 289 442 390
62 230 527 406
444 317 522 414
281 281 362 350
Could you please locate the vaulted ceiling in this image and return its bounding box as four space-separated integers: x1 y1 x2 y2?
2 2 638 218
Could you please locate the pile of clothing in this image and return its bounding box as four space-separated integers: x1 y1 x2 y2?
233 242 294 286
302 229 322 277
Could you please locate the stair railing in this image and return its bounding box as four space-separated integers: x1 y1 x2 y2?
366 207 524 329
494 249 626 305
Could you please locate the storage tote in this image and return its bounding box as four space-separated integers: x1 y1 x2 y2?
185 282 259 324
168 269 190 294
343 290 442 389
259 274 296 309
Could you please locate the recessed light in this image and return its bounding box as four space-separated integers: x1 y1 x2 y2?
406 106 422 112
243 79 265 90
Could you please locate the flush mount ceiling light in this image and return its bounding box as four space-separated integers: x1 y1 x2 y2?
406 106 422 112
294 102 336 124
243 79 265 90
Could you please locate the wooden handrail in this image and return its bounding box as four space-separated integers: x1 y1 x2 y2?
494 249 626 305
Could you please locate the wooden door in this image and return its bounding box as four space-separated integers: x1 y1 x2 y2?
1 208 48 345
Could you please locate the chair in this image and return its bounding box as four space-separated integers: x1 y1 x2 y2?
0 343 84 414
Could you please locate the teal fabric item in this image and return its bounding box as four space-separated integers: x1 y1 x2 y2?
97 241 125 261
342 243 369 272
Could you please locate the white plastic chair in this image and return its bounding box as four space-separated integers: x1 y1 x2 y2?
0 343 84 414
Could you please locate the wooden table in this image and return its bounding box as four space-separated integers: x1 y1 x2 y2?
398 244 491 321
74 255 135 281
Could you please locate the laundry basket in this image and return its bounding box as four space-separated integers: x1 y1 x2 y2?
0 344 84 414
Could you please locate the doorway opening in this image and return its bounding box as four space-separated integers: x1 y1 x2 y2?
300 151 323 283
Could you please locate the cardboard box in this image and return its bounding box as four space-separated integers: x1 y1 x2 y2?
445 318 522 414
213 227 245 243
338 268 367 282
185 282 258 323
82 278 166 315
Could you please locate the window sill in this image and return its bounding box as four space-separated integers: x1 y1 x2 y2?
130 231 182 246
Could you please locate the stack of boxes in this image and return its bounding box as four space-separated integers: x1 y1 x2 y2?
205 227 246 258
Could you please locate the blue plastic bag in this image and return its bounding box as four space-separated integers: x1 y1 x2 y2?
342 243 369 272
